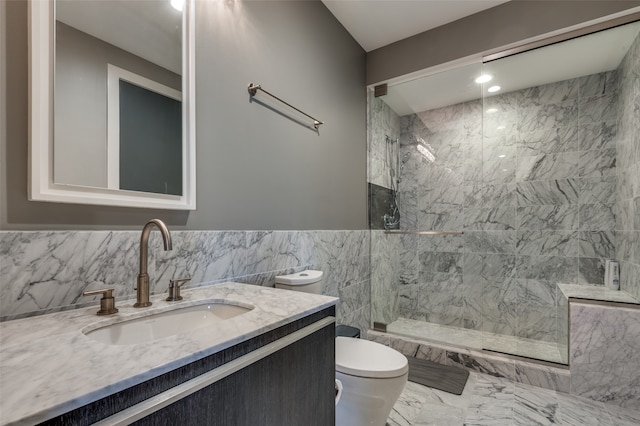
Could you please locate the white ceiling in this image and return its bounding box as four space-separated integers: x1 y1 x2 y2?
321 0 510 52
381 20 640 116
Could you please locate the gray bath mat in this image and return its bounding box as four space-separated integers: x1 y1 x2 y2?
407 357 469 395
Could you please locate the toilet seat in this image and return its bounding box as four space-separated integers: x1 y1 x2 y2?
335 337 408 379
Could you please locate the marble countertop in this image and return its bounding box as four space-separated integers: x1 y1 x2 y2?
558 283 640 304
0 282 338 426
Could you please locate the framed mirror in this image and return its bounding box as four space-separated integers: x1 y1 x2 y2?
28 0 196 210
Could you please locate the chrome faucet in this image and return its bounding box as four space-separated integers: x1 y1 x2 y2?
134 219 173 308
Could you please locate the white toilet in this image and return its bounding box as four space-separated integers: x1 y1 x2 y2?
275 270 408 426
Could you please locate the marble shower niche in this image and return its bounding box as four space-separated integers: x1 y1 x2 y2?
368 20 640 365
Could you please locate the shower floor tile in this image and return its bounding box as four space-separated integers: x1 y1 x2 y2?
386 317 565 364
388 372 640 426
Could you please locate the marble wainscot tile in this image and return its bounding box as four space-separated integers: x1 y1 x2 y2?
516 205 579 230
0 231 139 318
154 231 248 289
570 302 640 409
245 231 314 275
516 179 580 206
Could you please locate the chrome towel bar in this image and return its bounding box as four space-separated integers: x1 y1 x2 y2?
248 83 324 130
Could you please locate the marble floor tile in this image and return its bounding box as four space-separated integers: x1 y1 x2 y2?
388 372 637 426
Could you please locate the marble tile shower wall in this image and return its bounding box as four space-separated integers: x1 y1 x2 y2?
368 93 401 190
0 230 371 331
368 94 403 324
616 30 640 300
395 71 620 343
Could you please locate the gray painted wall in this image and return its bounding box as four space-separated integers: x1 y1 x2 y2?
1 0 367 230
367 1 640 85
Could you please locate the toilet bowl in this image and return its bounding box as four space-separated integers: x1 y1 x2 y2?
275 270 409 426
335 336 408 426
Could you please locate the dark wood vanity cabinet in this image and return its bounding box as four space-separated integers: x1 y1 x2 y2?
136 319 336 426
39 308 336 426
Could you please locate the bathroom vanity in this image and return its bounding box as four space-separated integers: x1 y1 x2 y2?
0 283 338 425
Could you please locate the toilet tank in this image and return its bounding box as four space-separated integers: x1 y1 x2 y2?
275 270 323 294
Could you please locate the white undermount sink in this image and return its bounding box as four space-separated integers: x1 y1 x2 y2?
83 302 254 345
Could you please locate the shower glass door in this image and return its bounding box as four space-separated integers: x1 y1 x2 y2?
368 18 640 365
368 61 486 349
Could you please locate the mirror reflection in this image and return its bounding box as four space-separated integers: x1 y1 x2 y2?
54 0 183 195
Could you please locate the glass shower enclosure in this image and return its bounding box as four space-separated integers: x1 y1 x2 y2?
368 19 640 364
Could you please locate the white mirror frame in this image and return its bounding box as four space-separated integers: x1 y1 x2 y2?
28 0 196 210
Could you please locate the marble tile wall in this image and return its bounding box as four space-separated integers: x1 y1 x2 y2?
368 92 401 190
0 230 371 331
371 230 401 325
570 301 640 409
389 70 621 348
616 29 640 300
368 93 403 324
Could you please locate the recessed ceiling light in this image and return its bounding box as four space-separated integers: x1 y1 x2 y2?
497 125 506 130
475 74 493 84
486 108 498 114
488 85 501 93
498 154 506 158
171 0 184 12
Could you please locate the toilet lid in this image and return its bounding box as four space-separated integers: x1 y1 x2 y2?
335 337 408 379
